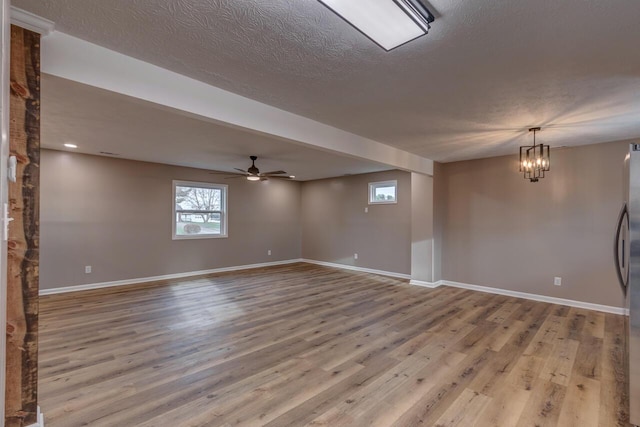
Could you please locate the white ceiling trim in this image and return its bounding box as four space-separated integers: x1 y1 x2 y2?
40 30 434 176
10 6 54 35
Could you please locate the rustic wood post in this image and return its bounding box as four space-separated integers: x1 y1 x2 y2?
5 24 40 427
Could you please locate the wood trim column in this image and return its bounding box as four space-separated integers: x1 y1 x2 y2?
5 25 40 427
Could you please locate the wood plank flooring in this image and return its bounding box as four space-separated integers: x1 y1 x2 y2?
38 263 630 426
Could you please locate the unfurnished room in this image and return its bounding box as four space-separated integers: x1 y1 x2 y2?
0 1 639 426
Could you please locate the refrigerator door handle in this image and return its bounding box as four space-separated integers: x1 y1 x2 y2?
614 202 629 295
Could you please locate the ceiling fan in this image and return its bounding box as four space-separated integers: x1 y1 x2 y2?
210 156 294 181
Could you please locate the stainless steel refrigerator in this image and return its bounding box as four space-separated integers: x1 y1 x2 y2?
614 143 640 426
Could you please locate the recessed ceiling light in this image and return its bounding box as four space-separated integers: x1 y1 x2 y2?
318 0 435 51
64 143 78 148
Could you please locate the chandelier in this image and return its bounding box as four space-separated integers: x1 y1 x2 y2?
520 127 550 182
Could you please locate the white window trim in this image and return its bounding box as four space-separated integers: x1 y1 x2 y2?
172 180 228 240
368 180 398 205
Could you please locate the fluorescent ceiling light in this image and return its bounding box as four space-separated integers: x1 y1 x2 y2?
319 0 434 51
64 143 77 148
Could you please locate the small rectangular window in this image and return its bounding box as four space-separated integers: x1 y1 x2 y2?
173 180 228 239
369 180 397 204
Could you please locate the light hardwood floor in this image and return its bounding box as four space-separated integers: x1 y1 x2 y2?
38 263 630 427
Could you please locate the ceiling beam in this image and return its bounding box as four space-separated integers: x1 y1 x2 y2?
37 28 433 175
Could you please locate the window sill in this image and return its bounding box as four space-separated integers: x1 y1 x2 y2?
172 234 228 240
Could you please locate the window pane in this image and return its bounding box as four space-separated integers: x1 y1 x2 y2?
374 185 396 202
369 180 397 204
173 181 227 239
176 212 221 236
175 186 222 211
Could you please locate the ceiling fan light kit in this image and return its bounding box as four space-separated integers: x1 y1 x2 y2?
318 0 435 51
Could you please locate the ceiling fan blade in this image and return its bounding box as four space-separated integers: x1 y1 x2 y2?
209 171 245 176
234 168 249 174
268 175 294 180
260 177 269 181
262 170 287 175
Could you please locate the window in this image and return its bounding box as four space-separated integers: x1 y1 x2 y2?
369 180 397 204
173 180 227 239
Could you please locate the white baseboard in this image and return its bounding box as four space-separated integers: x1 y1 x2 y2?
409 279 441 288
26 406 44 427
427 279 627 315
39 259 303 295
38 259 628 316
300 259 411 280
327 265 624 316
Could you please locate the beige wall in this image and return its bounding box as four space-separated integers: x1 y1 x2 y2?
436 140 630 308
301 170 411 275
43 141 630 308
40 150 302 289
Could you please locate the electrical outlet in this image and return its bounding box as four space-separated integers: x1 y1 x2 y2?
364 207 368 213
554 277 561 286
267 249 272 256
85 265 92 274
354 253 358 260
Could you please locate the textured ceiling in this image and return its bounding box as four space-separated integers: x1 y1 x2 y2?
41 74 391 181
15 0 640 162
